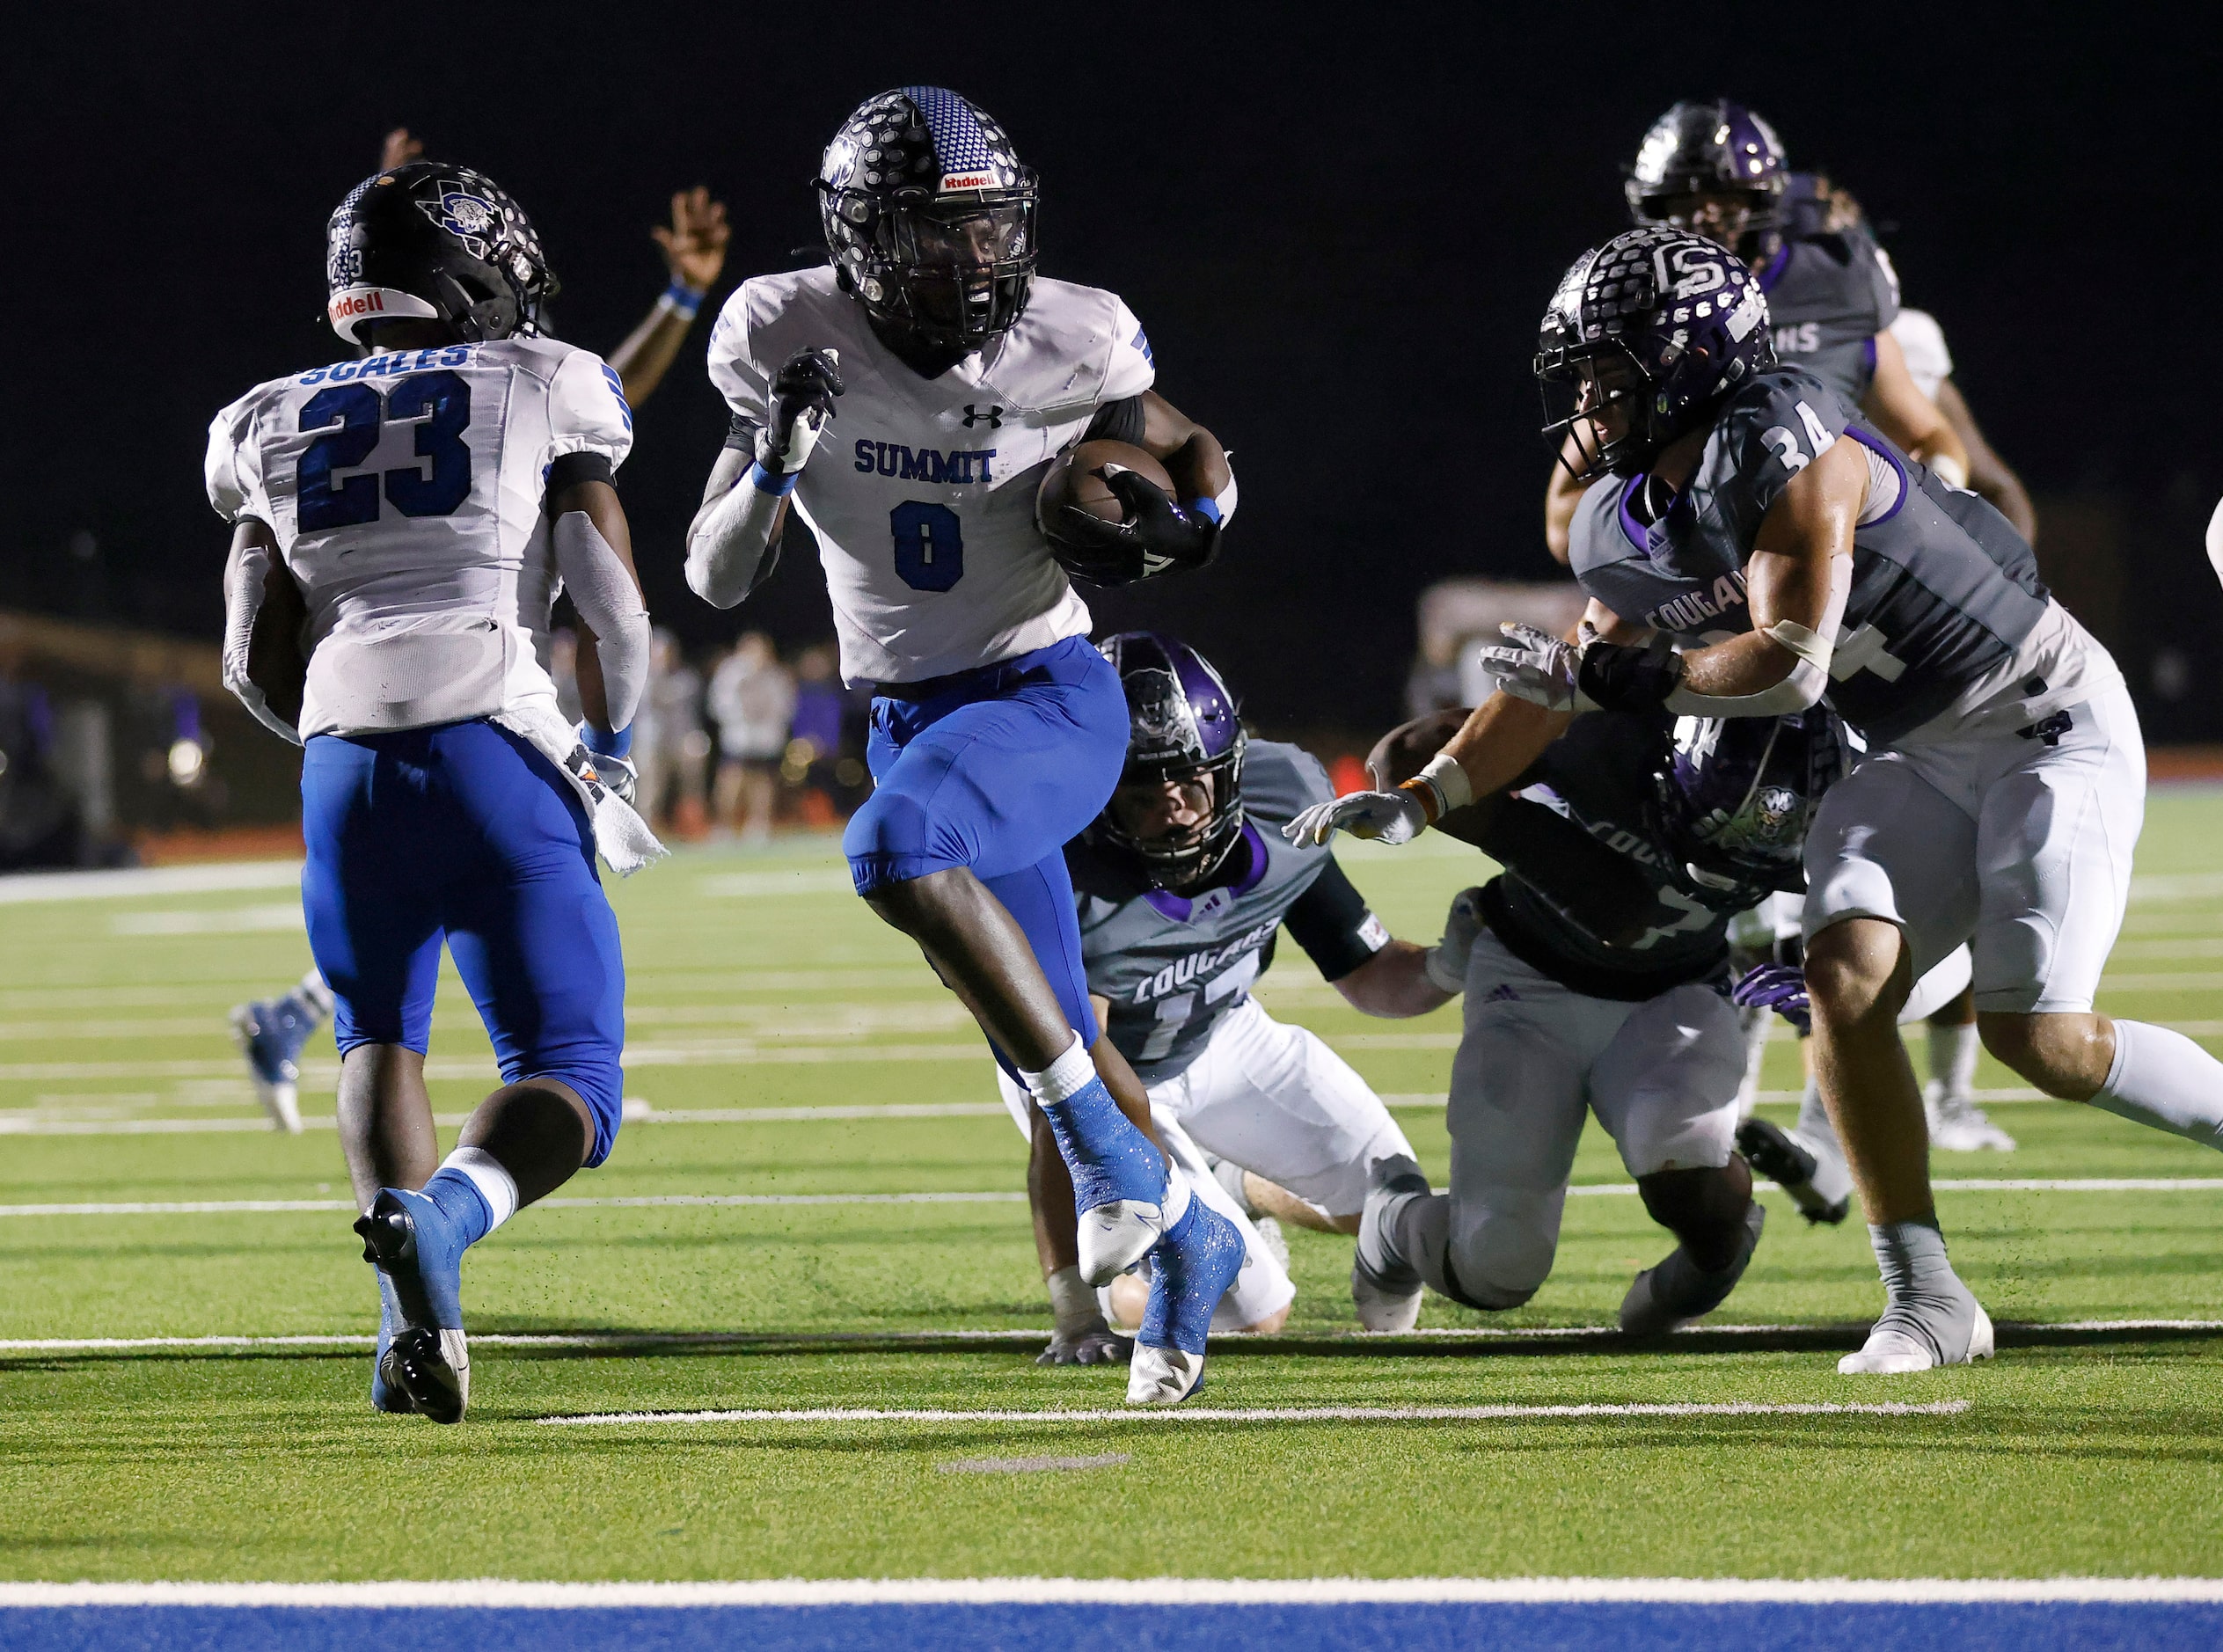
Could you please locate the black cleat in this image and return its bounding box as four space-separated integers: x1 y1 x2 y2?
1620 1203 1766 1337
1737 1117 1849 1225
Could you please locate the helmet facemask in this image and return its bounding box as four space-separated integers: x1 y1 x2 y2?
1537 335 1666 483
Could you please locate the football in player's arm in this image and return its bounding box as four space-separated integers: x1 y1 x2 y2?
685 88 1240 1407
1005 636 1458 1363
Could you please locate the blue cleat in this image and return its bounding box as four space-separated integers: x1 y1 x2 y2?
370 1271 416 1414
355 1188 471 1423
1128 1199 1245 1406
1037 1075 1170 1286
228 987 327 1135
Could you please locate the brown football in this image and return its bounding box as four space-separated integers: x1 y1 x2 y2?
1037 439 1175 531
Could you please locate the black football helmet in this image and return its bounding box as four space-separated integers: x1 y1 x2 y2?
1535 227 1773 480
1652 705 1852 903
1625 99 1788 263
1088 632 1248 890
325 162 555 347
818 87 1038 352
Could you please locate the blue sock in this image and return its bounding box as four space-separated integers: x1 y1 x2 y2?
1141 1200 1246 1356
1038 1075 1165 1214
417 1167 495 1247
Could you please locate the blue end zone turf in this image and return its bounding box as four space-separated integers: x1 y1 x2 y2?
8 1602 2223 1651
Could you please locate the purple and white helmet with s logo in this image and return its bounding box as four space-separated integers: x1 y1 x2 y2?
1089 632 1248 889
1535 226 1774 479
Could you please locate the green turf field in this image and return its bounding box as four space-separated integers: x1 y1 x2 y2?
5 793 2223 1582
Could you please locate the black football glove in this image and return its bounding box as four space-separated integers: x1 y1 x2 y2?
757 347 844 475
1048 466 1221 587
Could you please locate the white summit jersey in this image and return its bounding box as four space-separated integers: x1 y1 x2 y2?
1889 307 1954 404
205 337 633 739
707 267 1156 685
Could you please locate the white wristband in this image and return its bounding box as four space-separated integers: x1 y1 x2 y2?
1417 751 1473 814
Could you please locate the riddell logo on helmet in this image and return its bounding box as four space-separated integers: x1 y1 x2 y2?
939 172 996 193
329 290 385 323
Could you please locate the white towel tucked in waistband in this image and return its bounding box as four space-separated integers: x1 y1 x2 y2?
491 706 668 877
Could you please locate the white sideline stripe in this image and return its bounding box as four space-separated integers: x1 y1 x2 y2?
0 1101 1014 1136
0 1190 1024 1218
538 1400 1976 1428
0 861 302 904
13 1179 2223 1217
10 1320 2219 1356
11 1575 2223 1606
109 904 303 936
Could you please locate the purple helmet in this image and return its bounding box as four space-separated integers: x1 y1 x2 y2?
1090 632 1247 888
1653 705 1851 900
818 87 1039 352
1535 225 1773 479
1625 99 1788 261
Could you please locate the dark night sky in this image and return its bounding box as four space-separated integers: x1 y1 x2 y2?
11 3 2219 736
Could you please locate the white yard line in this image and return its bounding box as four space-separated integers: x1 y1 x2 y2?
0 861 303 904
10 1321 2217 1356
0 1190 1025 1218
0 1101 1014 1135
539 1400 1974 1428
6 1576 2223 1606
10 1179 2223 1215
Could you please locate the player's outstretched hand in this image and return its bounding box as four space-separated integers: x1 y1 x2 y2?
1476 622 1596 713
1036 1323 1133 1366
652 186 730 296
1731 962 1811 1034
1284 789 1429 849
1052 469 1219 585
1425 886 1488 993
758 348 844 476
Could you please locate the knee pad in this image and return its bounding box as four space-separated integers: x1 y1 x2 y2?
1439 1251 1538 1312
843 787 947 895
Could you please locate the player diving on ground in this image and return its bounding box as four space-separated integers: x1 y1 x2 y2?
994 634 1460 1360
208 163 661 1421
685 89 1244 1403
1303 225 2223 1373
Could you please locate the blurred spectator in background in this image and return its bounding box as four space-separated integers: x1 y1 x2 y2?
637 628 709 837
781 643 845 822
710 633 795 844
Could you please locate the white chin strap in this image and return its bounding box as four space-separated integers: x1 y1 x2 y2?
327 286 441 344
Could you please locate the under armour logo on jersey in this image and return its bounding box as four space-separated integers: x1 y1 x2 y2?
962 404 1004 428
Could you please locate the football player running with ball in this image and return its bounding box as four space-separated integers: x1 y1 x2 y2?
1302 226 2223 1374
999 635 1458 1358
688 89 1242 1403
207 164 661 1422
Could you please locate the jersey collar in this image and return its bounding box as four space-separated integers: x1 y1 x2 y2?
1139 822 1268 924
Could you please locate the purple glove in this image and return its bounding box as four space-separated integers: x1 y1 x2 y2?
1732 962 1810 1034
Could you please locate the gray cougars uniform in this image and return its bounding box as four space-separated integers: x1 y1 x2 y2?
1422 712 1760 1308
994 742 1417 1328
1759 229 1899 406
1569 366 2138 1017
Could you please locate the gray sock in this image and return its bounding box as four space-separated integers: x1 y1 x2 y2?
1867 1216 1981 1359
1795 1072 1835 1144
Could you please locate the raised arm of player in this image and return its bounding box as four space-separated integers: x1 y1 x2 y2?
1861 328 1971 489
605 188 730 406
685 347 844 608
1934 376 2037 542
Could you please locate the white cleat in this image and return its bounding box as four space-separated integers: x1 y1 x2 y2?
1927 1085 2017 1152
1351 1266 1423 1333
1077 1200 1162 1288
255 1078 304 1136
1126 1344 1206 1406
1839 1301 1996 1374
